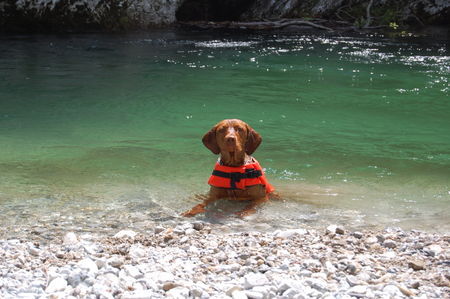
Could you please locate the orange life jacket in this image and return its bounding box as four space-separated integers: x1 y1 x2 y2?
208 158 275 194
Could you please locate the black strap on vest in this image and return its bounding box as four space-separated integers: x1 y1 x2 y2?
212 168 262 189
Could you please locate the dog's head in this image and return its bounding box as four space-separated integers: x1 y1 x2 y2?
202 119 262 165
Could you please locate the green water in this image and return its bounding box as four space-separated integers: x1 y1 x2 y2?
0 31 449 237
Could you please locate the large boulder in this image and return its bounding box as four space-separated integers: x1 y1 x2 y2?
0 0 184 31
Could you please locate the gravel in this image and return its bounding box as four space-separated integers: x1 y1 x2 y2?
0 222 448 298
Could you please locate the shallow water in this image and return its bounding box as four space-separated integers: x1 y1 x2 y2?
0 30 449 239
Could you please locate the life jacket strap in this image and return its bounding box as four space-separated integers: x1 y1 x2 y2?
211 168 262 189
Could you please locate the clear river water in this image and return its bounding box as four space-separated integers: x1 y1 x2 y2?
0 30 449 239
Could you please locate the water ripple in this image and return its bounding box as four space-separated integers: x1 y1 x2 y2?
195 40 259 48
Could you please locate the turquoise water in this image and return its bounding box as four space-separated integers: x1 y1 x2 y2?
0 31 449 237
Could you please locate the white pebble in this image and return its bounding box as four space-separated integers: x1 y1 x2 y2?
326 225 338 234
243 273 269 289
123 265 142 279
129 244 147 260
114 230 137 239
45 277 68 293
78 258 98 274
273 229 307 239
348 285 367 296
324 261 336 273
63 232 79 245
122 290 158 299
282 288 299 297
184 228 197 235
306 278 328 292
424 244 442 257
245 290 264 299
108 256 125 268
232 290 248 299
144 271 175 283
166 286 190 298
383 284 402 296
27 245 40 256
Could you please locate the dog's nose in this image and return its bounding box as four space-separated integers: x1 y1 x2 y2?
225 135 236 144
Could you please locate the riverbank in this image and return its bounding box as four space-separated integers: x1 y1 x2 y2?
1 222 448 298
1 0 448 32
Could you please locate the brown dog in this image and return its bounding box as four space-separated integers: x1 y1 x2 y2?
182 119 275 217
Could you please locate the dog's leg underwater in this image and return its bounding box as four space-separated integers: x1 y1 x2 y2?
235 196 269 218
181 197 218 217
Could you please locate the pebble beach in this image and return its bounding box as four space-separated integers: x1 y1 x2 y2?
1 221 448 299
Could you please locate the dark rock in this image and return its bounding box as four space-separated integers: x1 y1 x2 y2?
376 235 386 243
352 232 363 239
0 0 181 32
382 240 396 249
335 227 345 235
162 282 180 291
193 222 204 231
345 262 359 275
410 281 420 289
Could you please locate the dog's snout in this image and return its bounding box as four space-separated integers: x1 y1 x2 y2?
224 127 237 144
225 135 236 144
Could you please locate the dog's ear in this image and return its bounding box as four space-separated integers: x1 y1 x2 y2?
202 126 220 154
245 125 262 155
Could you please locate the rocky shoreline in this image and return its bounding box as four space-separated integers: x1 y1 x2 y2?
1 222 448 298
1 0 448 32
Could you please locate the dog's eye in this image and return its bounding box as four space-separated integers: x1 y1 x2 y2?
235 126 244 132
218 127 226 133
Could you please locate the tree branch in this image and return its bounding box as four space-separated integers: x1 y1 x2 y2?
364 0 374 28
179 19 334 31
